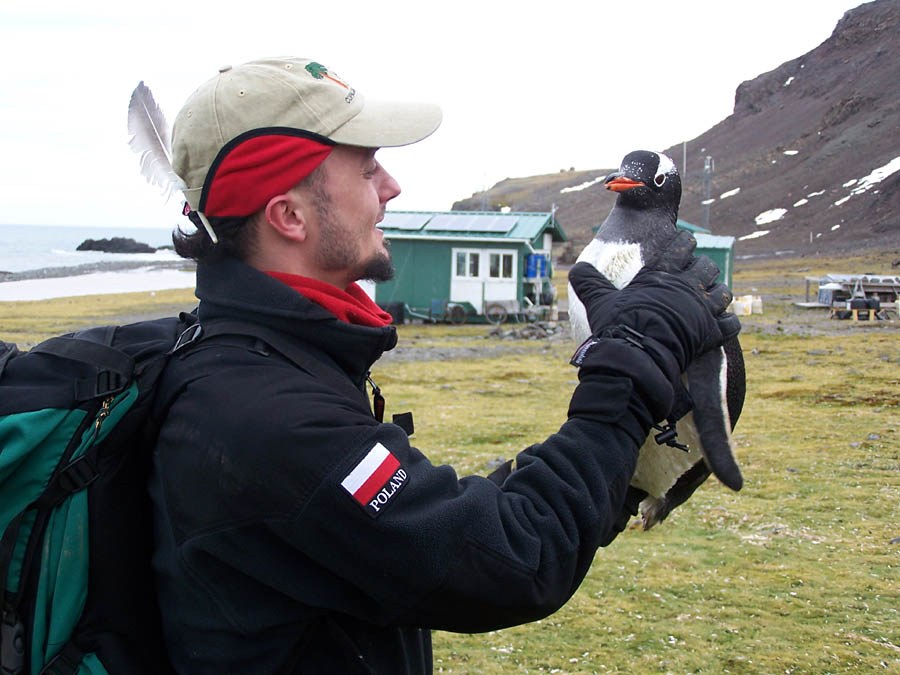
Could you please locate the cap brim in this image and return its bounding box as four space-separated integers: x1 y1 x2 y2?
328 99 442 148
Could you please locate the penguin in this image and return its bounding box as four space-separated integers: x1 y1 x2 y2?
568 150 745 529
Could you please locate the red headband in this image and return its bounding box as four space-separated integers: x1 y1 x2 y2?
200 130 335 217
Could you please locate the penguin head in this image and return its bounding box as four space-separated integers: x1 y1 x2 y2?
605 150 682 217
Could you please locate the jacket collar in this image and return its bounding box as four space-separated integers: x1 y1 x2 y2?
194 257 397 380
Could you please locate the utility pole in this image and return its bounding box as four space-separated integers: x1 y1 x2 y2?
702 155 714 230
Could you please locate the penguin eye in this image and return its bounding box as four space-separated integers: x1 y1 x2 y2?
654 174 666 187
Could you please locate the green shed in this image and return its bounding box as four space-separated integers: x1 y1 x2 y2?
692 232 735 289
677 220 735 289
363 210 567 324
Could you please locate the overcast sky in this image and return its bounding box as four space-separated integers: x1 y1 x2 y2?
0 0 865 230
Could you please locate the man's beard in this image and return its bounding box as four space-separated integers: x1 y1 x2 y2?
315 224 395 282
310 177 395 283
359 241 395 282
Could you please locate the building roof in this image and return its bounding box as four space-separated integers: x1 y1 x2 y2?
593 218 711 236
676 219 711 234
379 210 567 244
694 233 735 250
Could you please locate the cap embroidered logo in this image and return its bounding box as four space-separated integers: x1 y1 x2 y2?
304 61 356 103
305 62 347 88
341 442 408 516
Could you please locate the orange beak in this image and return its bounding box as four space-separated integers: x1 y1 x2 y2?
606 177 645 192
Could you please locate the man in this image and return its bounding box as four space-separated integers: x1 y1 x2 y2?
149 57 738 673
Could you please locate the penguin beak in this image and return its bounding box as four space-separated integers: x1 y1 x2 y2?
606 175 645 192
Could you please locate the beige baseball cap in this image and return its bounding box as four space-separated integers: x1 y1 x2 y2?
172 57 443 212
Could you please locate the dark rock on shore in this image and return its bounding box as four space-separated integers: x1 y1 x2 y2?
76 237 156 253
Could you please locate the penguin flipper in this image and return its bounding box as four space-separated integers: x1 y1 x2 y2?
685 344 744 491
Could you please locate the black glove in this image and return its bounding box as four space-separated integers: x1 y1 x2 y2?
568 262 726 378
648 230 741 343
566 232 740 436
566 250 735 433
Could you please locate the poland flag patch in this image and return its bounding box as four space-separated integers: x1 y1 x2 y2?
341 442 408 517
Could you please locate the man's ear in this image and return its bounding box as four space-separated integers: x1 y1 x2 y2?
263 192 307 243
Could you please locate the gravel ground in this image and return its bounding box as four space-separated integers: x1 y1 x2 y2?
380 322 573 363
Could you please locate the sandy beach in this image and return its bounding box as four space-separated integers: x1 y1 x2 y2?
0 260 196 302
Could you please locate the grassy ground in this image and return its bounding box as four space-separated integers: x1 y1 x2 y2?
410 329 897 674
0 288 197 348
1 252 897 673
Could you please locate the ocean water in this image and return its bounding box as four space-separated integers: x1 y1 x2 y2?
0 224 180 273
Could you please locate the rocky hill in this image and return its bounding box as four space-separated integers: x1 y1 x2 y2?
453 0 900 262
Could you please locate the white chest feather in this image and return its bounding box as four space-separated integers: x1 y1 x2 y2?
568 239 645 344
577 239 644 289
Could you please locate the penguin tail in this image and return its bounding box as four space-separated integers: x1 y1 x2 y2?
685 344 745 491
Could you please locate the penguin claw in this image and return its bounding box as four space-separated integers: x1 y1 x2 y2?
640 461 712 529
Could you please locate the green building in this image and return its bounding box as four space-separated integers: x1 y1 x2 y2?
364 211 567 324
677 220 735 289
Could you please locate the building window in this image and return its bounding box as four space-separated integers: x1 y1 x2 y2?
455 249 517 279
489 253 514 279
455 251 480 278
469 252 480 277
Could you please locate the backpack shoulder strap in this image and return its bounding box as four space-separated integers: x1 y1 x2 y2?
30 335 134 373
27 335 135 402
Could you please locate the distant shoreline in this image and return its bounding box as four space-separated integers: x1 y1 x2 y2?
0 259 196 283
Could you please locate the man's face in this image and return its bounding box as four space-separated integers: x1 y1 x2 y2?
305 145 400 285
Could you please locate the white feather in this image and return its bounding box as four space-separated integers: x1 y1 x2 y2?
127 81 186 201
128 82 218 243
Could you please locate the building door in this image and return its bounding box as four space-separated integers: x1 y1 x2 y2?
450 248 517 315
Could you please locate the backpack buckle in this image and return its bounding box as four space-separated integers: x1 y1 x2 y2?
36 456 100 510
94 369 124 397
1 606 25 675
173 323 203 352
57 456 99 495
40 641 84 675
74 370 125 402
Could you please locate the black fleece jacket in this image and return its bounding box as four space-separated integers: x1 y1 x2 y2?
149 257 651 674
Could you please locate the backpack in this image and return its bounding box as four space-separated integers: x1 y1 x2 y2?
0 312 399 675
0 314 199 675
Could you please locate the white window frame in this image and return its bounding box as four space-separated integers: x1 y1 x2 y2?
452 248 518 280
488 251 515 280
453 249 482 279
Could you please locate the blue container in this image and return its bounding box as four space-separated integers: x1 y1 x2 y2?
526 254 546 278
